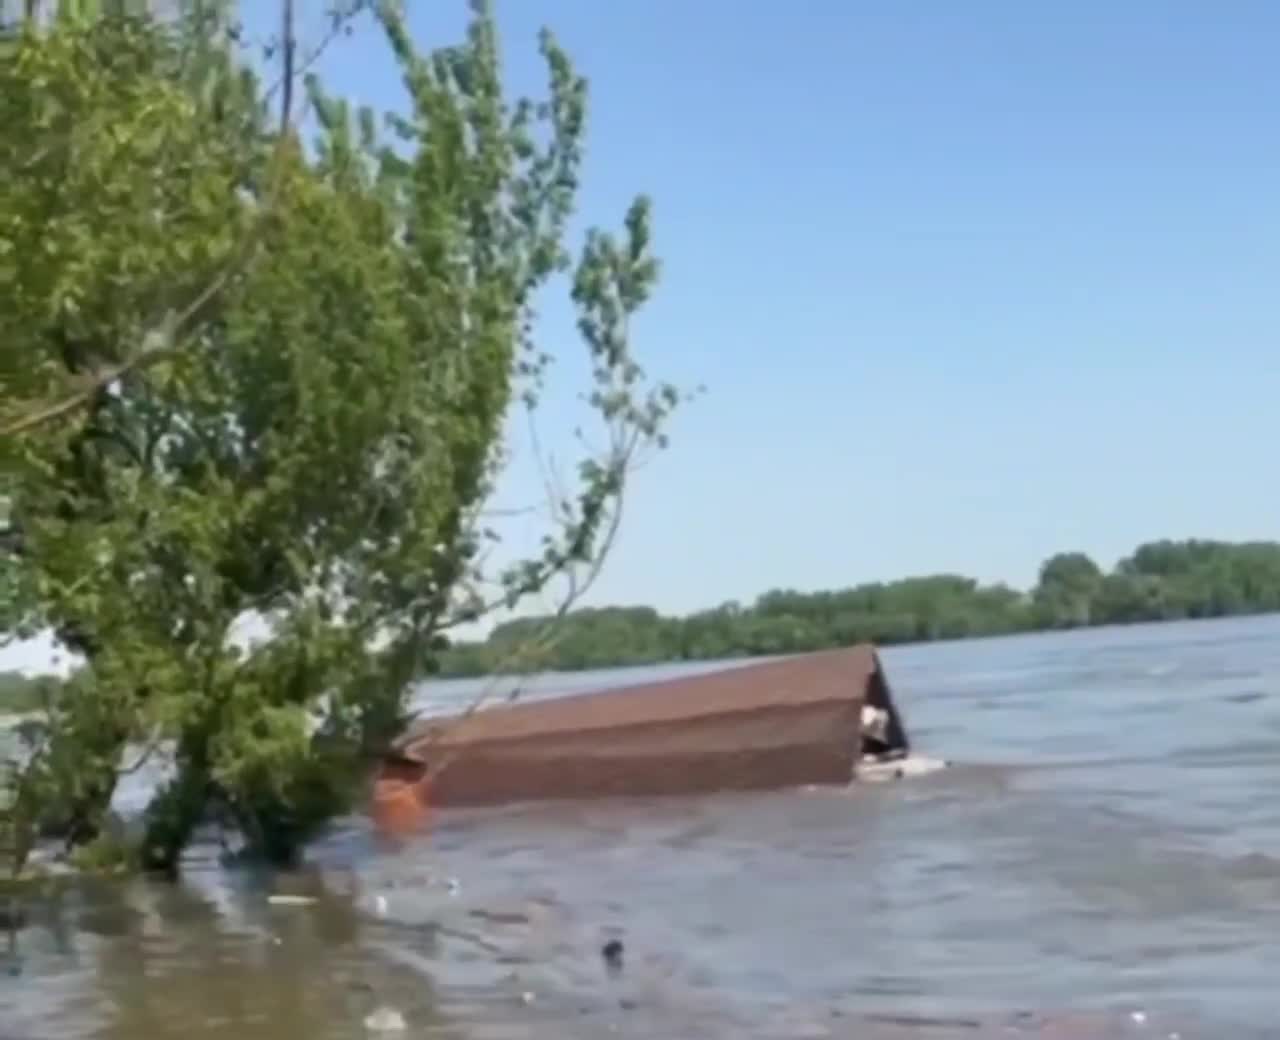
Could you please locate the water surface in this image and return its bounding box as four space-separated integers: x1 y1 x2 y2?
5 616 1280 1038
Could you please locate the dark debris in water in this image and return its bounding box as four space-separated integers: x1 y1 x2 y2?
0 900 28 931
601 938 624 973
863 1012 984 1029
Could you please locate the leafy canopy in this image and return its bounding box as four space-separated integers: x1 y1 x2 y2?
1 0 682 874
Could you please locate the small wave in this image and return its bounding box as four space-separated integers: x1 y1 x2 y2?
1222 690 1267 704
1223 851 1280 881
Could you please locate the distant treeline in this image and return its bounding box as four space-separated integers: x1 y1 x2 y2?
437 539 1280 676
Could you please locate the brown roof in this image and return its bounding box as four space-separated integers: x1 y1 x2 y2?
401 644 883 752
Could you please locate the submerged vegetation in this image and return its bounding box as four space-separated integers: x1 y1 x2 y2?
439 539 1280 674
1 1 681 876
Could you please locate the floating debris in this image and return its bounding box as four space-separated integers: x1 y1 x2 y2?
267 895 317 906
0 908 26 930
861 754 950 783
363 1006 406 1032
602 938 624 974
376 644 917 812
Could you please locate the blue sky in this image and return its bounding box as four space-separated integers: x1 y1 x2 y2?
4 1 1279 672
342 0 1277 617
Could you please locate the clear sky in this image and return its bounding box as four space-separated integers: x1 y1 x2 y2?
4 1 1279 671
342 0 1277 617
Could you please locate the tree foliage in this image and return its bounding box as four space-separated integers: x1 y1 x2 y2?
1 1 681 874
440 539 1280 674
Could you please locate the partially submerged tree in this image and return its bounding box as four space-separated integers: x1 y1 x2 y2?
1 1 681 874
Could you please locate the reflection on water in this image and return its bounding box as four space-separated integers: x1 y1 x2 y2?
6 616 1280 1038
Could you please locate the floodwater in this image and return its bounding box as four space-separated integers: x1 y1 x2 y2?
5 615 1280 1039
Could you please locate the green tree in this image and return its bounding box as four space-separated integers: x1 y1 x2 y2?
1 1 681 874
439 539 1280 676
1032 551 1104 628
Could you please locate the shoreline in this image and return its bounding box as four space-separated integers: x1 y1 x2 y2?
435 609 1280 680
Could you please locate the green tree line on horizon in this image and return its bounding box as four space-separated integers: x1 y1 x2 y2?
436 538 1280 675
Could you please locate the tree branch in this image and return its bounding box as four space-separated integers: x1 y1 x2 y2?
0 255 238 438
0 0 368 443
412 406 638 784
279 0 296 136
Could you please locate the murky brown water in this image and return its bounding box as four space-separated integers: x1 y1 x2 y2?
6 616 1280 1038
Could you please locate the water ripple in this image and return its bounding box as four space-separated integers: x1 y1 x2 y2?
6 616 1280 1036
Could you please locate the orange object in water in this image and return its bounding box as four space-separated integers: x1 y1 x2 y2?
371 758 432 836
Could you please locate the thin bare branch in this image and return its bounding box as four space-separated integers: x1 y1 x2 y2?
479 504 539 519
118 728 166 776
417 484 628 787
262 0 371 110
1 250 240 437
412 399 638 785
280 0 296 135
